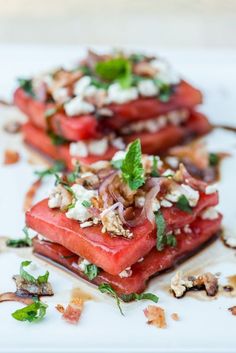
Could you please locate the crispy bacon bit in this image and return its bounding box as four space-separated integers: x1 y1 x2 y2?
55 304 65 314
171 271 218 298
228 306 236 316
144 305 167 329
23 179 42 212
171 313 180 321
0 292 34 305
3 120 22 134
3 149 20 165
62 298 84 325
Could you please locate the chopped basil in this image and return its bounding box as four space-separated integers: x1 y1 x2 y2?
84 264 100 280
67 162 80 183
111 159 123 170
155 211 166 251
17 78 35 97
176 195 192 214
79 65 92 75
90 77 110 90
166 233 177 247
35 160 65 180
12 300 48 323
82 200 91 208
47 131 67 146
20 261 49 285
95 57 132 88
154 79 172 102
209 153 219 166
98 283 124 315
6 227 32 248
129 53 146 63
121 139 145 190
121 292 159 303
150 156 160 177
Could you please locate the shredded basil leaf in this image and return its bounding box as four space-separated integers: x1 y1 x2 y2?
98 283 124 315
20 261 49 285
209 153 219 166
82 200 91 208
67 162 80 183
95 58 132 88
155 211 166 251
129 53 146 63
154 79 173 102
166 233 177 247
84 264 100 280
176 195 192 214
47 131 67 146
121 139 145 190
12 300 48 322
35 160 65 180
6 227 32 248
121 292 159 303
17 78 35 97
151 156 160 177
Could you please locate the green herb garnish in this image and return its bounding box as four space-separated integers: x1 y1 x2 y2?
154 79 172 102
35 160 65 180
209 153 219 166
67 162 80 183
47 131 67 146
155 211 166 251
121 139 145 190
6 227 32 248
166 233 177 247
150 156 160 177
12 300 48 323
82 200 91 208
121 292 159 303
84 264 100 280
129 53 146 63
20 261 49 285
176 195 192 214
17 78 35 97
95 57 132 88
98 283 124 315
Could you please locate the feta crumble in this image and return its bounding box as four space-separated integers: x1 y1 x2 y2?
138 79 159 97
64 96 95 116
106 83 138 104
201 207 219 220
165 183 199 207
205 184 217 195
119 267 132 278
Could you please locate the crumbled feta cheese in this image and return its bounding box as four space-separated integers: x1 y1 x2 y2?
201 207 219 220
73 76 92 96
165 183 199 207
171 271 194 298
205 184 217 195
52 87 69 103
135 196 145 208
48 184 72 210
48 192 62 208
90 160 110 170
160 199 173 208
64 96 95 116
70 141 88 157
66 184 97 222
162 169 175 177
150 59 169 73
78 258 91 272
138 79 159 97
106 83 138 104
137 257 144 263
111 150 126 162
183 224 192 234
150 59 180 85
119 267 132 278
80 221 94 228
165 156 179 169
88 138 108 156
174 228 181 235
111 137 126 150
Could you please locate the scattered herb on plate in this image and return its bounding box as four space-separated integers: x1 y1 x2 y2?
20 261 49 285
6 227 32 248
98 283 124 315
84 264 100 280
12 300 48 323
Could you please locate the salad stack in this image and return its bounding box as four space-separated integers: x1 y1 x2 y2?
14 50 211 170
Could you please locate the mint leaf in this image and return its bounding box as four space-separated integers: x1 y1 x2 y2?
98 283 124 315
82 200 91 208
155 211 166 251
154 79 173 102
166 233 177 247
84 264 100 280
67 162 80 183
6 227 32 248
95 58 132 88
35 160 65 180
20 261 49 285
121 292 159 303
12 300 48 322
47 131 67 146
17 78 35 97
176 195 192 213
151 156 160 177
121 139 145 190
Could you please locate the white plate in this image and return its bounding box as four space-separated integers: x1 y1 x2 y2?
0 46 236 353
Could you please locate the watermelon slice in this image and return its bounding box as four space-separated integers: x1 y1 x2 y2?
32 215 222 296
26 192 218 276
